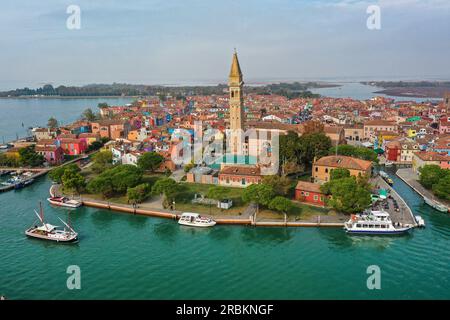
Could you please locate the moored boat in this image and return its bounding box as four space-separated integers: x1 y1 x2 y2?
25 203 78 243
178 212 216 228
47 196 82 208
424 197 448 213
344 210 412 235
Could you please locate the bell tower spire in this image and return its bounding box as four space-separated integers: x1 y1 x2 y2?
228 50 244 154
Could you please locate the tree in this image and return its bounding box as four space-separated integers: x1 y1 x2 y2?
92 151 113 173
82 108 98 121
432 174 450 200
279 131 302 167
151 178 178 198
127 183 151 204
49 164 80 183
137 152 164 172
18 145 44 167
262 175 292 196
330 145 378 162
419 165 445 189
242 184 275 213
61 169 86 194
87 164 143 197
330 168 350 180
47 117 58 128
269 196 294 218
184 163 195 173
207 186 228 200
86 141 103 153
108 165 143 193
298 133 332 167
320 176 371 214
87 176 113 198
97 102 109 109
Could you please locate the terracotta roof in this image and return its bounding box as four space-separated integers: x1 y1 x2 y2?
295 181 322 193
220 166 261 176
415 151 450 162
364 120 397 126
314 155 372 171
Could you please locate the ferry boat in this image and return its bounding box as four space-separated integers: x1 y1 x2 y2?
344 210 412 235
25 203 78 243
178 212 216 228
47 196 82 208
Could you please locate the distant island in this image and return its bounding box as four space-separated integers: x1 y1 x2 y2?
362 81 450 98
0 82 339 100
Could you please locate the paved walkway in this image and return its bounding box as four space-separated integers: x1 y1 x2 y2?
396 168 450 209
372 176 416 226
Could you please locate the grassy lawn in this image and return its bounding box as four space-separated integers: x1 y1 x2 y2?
258 202 331 221
172 183 247 216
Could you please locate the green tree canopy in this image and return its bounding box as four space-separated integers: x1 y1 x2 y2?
127 183 151 204
137 152 164 172
87 164 142 197
262 175 292 196
330 168 351 180
92 150 113 173
18 145 44 167
320 176 371 214
329 145 378 162
47 117 58 128
151 178 179 199
82 108 99 121
432 174 450 200
419 165 445 189
268 196 294 214
61 169 86 194
298 132 332 166
242 184 275 213
207 186 229 200
49 164 80 183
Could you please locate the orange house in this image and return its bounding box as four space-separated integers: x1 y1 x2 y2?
313 155 372 183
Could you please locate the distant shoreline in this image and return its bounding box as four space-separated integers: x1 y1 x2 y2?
0 96 139 99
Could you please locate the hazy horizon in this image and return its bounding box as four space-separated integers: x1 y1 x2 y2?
1 0 450 90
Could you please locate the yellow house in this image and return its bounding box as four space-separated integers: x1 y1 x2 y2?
407 128 417 138
312 155 372 183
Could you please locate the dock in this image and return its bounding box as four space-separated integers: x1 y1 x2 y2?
396 168 450 213
372 175 417 226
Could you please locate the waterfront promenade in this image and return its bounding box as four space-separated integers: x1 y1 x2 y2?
372 176 417 226
396 168 450 213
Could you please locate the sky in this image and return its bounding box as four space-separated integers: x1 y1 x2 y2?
0 0 449 90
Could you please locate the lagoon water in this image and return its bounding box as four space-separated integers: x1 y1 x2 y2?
0 97 132 143
0 170 449 299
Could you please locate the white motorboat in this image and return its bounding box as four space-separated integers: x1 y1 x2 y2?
424 197 448 213
178 212 216 228
47 196 82 208
415 215 425 228
25 203 78 243
384 160 394 167
344 210 412 235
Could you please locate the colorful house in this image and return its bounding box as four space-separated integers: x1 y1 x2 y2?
35 145 64 165
312 155 372 183
412 151 450 172
295 181 327 207
58 138 87 156
218 165 262 188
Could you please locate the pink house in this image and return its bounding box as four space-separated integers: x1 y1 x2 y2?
35 145 65 165
439 119 450 134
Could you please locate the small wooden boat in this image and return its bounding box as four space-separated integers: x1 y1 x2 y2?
25 203 78 243
178 212 216 228
47 196 82 208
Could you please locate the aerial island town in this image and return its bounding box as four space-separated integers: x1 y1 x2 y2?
1 52 449 231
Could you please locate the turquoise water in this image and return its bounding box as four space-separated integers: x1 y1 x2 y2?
0 97 132 142
0 172 449 300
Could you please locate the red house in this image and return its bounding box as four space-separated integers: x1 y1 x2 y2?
35 145 64 165
295 181 327 207
58 138 87 156
385 140 401 162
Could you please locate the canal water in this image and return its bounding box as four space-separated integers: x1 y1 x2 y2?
0 172 448 299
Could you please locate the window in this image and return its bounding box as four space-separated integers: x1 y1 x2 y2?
313 195 319 201
241 178 246 185
304 192 309 196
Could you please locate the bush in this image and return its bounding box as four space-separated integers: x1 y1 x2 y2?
127 183 151 203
